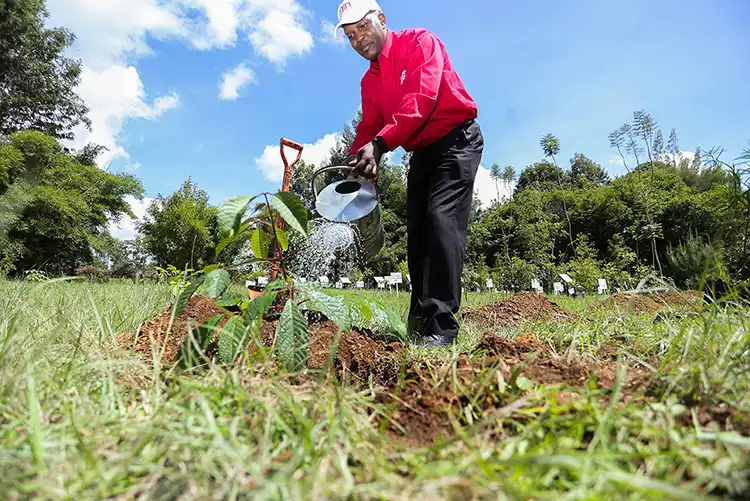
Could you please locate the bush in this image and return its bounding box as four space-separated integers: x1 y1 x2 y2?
74 266 110 282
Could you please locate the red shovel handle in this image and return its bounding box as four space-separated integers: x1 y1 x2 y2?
279 138 303 194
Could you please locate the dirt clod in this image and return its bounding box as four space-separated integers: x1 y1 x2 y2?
463 292 578 327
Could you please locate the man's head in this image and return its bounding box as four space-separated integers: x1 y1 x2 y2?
335 0 387 61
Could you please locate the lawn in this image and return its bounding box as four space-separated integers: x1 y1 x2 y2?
1 279 749 500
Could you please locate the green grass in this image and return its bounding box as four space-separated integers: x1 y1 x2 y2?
1 279 749 500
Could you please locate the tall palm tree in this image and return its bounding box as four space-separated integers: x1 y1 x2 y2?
501 165 516 201
489 164 501 203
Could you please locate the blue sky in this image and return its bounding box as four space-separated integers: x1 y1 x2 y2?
45 0 749 238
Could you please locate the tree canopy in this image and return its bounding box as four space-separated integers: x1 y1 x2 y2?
0 131 142 276
0 0 90 140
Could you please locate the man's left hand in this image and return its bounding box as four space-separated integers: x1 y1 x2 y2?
351 141 383 180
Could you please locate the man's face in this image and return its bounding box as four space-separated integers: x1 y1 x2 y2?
343 11 387 62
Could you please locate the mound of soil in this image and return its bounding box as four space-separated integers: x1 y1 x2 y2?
601 293 662 313
600 291 704 314
117 295 233 363
653 291 703 308
117 296 401 380
463 292 578 327
307 322 403 384
378 333 654 447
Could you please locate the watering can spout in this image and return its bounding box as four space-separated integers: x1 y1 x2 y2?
312 165 384 261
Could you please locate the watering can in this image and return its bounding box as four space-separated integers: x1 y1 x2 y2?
311 165 384 260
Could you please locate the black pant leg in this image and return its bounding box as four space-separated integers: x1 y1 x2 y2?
413 123 484 340
407 153 430 337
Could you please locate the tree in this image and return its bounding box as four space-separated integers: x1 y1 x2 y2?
570 153 609 187
0 131 142 276
653 130 665 162
139 179 218 270
0 0 91 140
608 125 631 173
667 128 680 159
515 161 568 193
489 164 501 203
501 166 516 201
541 133 575 254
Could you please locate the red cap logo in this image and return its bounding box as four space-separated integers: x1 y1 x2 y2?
339 2 352 18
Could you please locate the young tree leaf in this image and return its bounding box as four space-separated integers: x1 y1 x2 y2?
218 196 254 238
276 299 309 371
179 314 224 368
251 228 272 259
215 224 248 257
203 269 230 298
174 276 204 316
244 292 276 325
273 227 289 251
297 285 350 331
271 192 308 237
218 316 250 364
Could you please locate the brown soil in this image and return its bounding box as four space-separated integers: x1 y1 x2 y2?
600 291 704 314
117 295 234 363
653 291 703 308
117 297 402 381
378 333 655 447
463 292 579 327
602 293 662 313
119 294 745 450
307 321 403 384
678 405 750 436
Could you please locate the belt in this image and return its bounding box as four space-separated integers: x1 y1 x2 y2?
415 119 477 155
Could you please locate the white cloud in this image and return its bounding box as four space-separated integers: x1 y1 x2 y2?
45 0 314 168
320 20 345 45
46 0 186 70
474 165 514 209
70 65 180 166
219 63 256 100
182 0 314 64
608 156 625 166
247 8 314 65
109 196 153 240
256 133 340 182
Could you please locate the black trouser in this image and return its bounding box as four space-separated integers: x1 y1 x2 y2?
407 121 484 340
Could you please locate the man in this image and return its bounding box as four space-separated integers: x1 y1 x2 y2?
335 0 484 348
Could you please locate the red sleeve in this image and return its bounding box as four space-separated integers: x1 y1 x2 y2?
349 83 384 154
377 32 444 151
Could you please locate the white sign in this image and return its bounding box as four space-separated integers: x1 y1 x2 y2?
568 287 576 295
258 277 268 286
336 282 343 289
341 277 352 285
355 281 365 289
390 272 403 284
319 276 330 285
531 279 541 290
553 282 564 294
598 278 608 289
246 280 257 288
486 279 494 289
559 274 574 284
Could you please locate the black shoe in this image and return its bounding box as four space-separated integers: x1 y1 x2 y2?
415 333 457 349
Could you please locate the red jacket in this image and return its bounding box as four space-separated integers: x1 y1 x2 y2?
349 28 478 154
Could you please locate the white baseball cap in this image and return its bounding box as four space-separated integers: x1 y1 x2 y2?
334 0 382 40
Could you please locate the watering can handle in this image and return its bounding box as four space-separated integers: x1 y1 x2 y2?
311 165 357 198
